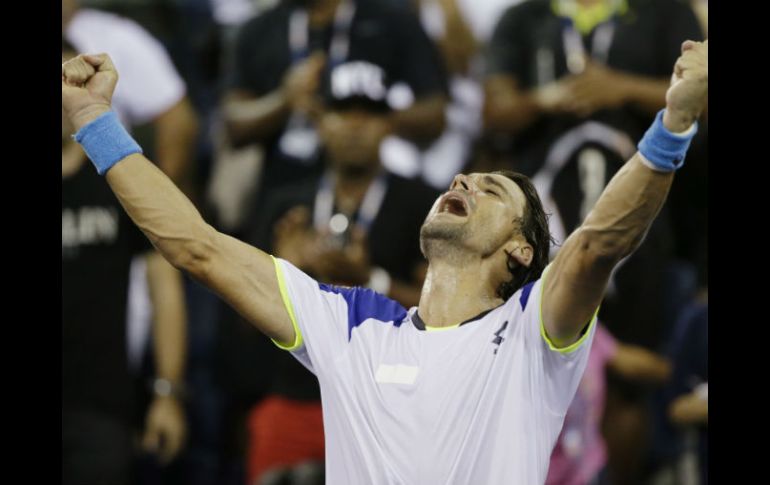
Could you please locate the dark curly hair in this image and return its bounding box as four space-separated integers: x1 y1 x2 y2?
492 170 553 300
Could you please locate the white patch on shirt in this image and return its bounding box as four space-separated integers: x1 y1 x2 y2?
375 364 420 385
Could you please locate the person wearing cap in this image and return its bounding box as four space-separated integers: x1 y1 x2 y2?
221 0 449 208
62 37 706 484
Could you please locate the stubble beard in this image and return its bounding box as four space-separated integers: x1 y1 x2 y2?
419 218 472 265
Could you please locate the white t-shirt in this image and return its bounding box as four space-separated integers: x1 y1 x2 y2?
273 257 597 485
65 8 186 126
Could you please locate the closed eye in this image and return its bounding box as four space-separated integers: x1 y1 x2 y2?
485 190 499 197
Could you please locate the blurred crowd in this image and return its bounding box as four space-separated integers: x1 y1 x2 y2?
62 0 708 484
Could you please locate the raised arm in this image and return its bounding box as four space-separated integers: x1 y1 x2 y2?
541 40 707 347
62 53 297 347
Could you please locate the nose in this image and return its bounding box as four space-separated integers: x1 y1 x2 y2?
451 174 472 192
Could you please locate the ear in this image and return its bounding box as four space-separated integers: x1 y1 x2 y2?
504 238 533 268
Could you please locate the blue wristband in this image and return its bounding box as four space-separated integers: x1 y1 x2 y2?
73 110 143 175
637 109 698 172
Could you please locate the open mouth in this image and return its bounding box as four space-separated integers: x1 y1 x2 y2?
438 193 469 217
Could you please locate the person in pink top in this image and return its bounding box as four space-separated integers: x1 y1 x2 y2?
547 324 671 485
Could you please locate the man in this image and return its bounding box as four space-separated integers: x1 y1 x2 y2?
650 284 708 485
222 0 448 199
237 60 440 483
62 53 188 484
61 38 706 483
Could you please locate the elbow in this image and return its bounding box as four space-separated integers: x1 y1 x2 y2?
163 225 218 280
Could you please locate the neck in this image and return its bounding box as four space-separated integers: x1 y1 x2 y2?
332 164 380 213
418 254 504 328
309 0 342 26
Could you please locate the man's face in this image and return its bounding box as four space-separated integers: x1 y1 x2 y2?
318 108 391 173
420 173 529 259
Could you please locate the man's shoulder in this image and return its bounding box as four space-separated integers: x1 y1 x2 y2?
319 283 409 335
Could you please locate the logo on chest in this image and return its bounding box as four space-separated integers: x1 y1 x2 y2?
492 321 509 354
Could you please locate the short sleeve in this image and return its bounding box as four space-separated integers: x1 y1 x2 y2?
271 258 407 376
513 263 599 416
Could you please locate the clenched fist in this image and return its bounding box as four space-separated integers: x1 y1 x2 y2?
664 40 708 132
61 53 118 132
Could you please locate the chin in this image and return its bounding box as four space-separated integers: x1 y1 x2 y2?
420 215 468 246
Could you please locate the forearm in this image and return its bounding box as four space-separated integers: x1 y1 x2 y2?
223 89 291 147
146 252 187 385
436 2 478 75
541 40 706 344
390 94 447 144
578 153 674 264
579 107 695 260
610 343 671 383
64 54 297 345
154 98 200 197
669 390 708 426
106 155 293 342
483 77 543 134
543 113 691 344
106 153 217 274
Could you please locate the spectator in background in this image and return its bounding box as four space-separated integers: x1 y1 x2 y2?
392 0 524 190
230 60 440 485
63 0 199 382
482 2 703 481
221 0 448 212
62 43 188 485
649 282 708 485
546 324 671 485
391 0 482 190
63 3 199 482
63 0 200 198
